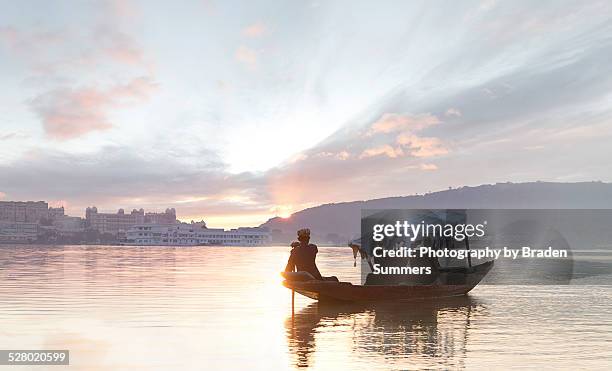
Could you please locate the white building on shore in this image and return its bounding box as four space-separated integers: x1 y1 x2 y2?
123 222 270 246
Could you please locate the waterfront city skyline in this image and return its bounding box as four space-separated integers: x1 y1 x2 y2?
1 1 612 228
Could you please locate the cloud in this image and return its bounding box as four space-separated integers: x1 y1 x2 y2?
0 1 152 83
242 22 267 38
0 132 29 141
94 25 148 67
288 152 308 163
262 107 455 208
396 134 449 157
28 76 157 140
0 26 64 74
420 163 438 171
359 112 449 158
366 113 440 135
360 145 404 159
336 151 350 160
235 45 258 69
0 146 269 222
0 26 62 52
0 26 18 44
445 108 462 117
263 105 457 208
314 151 350 160
105 0 140 19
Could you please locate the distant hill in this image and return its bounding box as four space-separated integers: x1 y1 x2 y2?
261 181 612 245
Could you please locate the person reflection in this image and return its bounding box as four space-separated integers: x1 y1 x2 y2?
285 305 319 368
285 296 483 369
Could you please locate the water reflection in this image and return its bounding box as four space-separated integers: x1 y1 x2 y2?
2 246 610 369
286 296 485 368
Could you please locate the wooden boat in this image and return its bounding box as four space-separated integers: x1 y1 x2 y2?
282 260 493 302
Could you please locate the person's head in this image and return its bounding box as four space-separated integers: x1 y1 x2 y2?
297 228 310 243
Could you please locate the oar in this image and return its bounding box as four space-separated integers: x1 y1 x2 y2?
291 288 295 320
465 237 472 268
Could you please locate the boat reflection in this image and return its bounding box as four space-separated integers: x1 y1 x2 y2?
285 296 486 368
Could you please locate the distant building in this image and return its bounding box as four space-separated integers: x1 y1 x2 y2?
53 216 85 234
48 206 65 220
123 222 270 246
0 201 49 223
85 207 178 235
144 208 177 224
0 221 38 243
86 207 145 235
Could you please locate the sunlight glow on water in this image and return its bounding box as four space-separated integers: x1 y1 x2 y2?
1 245 611 370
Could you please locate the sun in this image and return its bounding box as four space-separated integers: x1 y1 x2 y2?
273 205 293 219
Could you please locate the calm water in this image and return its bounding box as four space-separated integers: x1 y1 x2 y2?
1 245 611 370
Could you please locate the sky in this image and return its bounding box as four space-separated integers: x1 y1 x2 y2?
1 0 612 228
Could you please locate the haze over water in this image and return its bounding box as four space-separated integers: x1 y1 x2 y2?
1 245 611 370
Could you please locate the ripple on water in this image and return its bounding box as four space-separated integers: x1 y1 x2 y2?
0 245 611 370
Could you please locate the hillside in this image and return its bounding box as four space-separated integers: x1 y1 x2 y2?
261 181 612 244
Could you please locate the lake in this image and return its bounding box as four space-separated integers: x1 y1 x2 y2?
1 245 611 370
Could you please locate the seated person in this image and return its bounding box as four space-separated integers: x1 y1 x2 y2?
284 228 338 282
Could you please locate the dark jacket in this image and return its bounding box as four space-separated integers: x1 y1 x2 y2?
284 243 323 280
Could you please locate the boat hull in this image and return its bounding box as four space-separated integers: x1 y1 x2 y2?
283 260 493 302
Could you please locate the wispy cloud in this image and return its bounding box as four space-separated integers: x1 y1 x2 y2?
105 0 140 19
94 25 148 67
235 45 258 69
242 22 267 38
0 26 63 53
314 151 350 160
0 132 29 141
360 144 403 159
396 134 448 157
420 163 438 171
445 108 462 117
362 113 449 158
366 113 440 135
29 77 157 140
